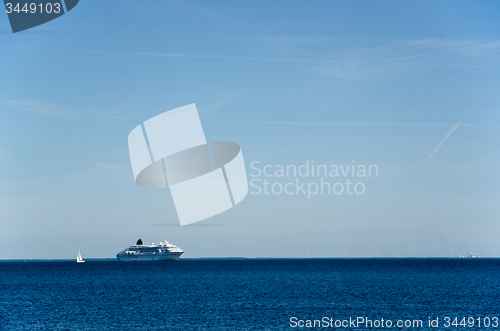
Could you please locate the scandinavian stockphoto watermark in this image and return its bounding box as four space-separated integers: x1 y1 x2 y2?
128 104 248 226
249 160 378 198
289 316 499 329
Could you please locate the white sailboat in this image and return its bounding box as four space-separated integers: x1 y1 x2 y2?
77 249 85 263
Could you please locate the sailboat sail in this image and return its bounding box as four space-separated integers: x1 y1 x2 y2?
77 249 85 263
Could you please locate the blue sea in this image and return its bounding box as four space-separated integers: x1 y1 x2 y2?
1 259 499 330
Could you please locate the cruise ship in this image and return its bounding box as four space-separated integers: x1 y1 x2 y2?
116 239 183 262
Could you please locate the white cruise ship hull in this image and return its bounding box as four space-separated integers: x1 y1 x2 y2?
116 251 183 262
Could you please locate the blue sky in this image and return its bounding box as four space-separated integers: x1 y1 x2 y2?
0 1 499 259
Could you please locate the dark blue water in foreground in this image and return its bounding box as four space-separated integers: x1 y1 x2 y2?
1 259 499 330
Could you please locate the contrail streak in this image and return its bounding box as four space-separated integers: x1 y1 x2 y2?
414 120 461 167
397 120 461 174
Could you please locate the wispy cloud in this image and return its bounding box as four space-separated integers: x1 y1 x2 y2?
68 50 329 63
5 37 499 81
4 100 140 119
311 38 500 79
5 100 70 117
260 36 339 45
261 36 500 56
310 46 425 79
257 36 340 53
198 98 236 114
5 36 500 72
203 119 497 128
401 38 500 57
62 38 500 80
